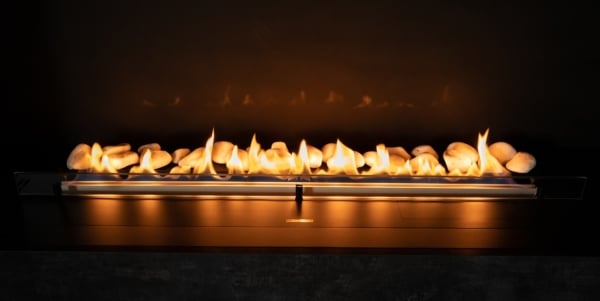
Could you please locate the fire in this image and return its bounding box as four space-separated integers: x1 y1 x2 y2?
477 129 510 176
66 128 536 177
90 143 117 173
191 129 217 174
130 149 156 174
324 139 359 175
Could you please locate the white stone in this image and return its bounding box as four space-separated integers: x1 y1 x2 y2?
354 151 365 168
150 150 172 170
171 148 191 164
102 143 131 156
387 146 411 160
389 155 406 167
212 141 235 164
138 143 161 154
443 142 479 173
307 145 323 169
271 141 289 157
108 151 139 170
411 145 438 159
66 143 92 170
363 151 377 167
321 143 336 162
489 141 517 164
506 152 536 173
178 147 205 167
170 166 191 174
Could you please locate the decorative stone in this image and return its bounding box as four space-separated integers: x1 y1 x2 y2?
66 143 92 170
412 145 438 159
102 143 131 156
107 151 139 170
212 141 234 164
354 151 365 168
171 148 191 164
306 145 323 169
321 143 336 162
137 143 161 154
389 155 406 167
271 141 289 157
178 147 205 167
149 150 172 170
506 152 536 173
489 141 517 164
363 151 377 167
387 146 411 160
443 142 479 173
169 166 191 174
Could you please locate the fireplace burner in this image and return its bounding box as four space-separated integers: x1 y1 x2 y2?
58 174 539 199
49 128 546 199
11 118 587 250
13 170 587 249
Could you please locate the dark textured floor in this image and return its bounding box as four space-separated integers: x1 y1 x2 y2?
2 251 599 301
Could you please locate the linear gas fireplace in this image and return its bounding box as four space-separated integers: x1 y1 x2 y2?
13 126 586 249
15 125 585 202
52 128 540 199
10 1 595 252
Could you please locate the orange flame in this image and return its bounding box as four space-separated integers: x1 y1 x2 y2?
325 139 359 175
477 129 510 176
89 143 117 173
68 128 533 177
130 149 156 174
193 129 217 174
226 145 244 174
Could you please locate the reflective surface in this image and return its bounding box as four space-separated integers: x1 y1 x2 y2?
20 195 539 249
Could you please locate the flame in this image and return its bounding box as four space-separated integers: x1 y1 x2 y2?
130 149 156 174
325 139 359 175
364 144 390 175
297 140 311 174
410 155 446 176
247 134 262 174
192 129 217 174
226 145 244 174
477 129 510 176
289 140 311 175
89 142 117 173
68 128 532 178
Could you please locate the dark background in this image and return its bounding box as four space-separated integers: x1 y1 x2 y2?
4 1 600 299
9 0 599 164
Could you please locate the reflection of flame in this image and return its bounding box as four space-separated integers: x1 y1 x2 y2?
168 97 182 106
325 90 344 104
68 128 534 177
354 95 373 108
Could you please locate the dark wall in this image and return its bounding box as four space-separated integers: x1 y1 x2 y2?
9 0 598 173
